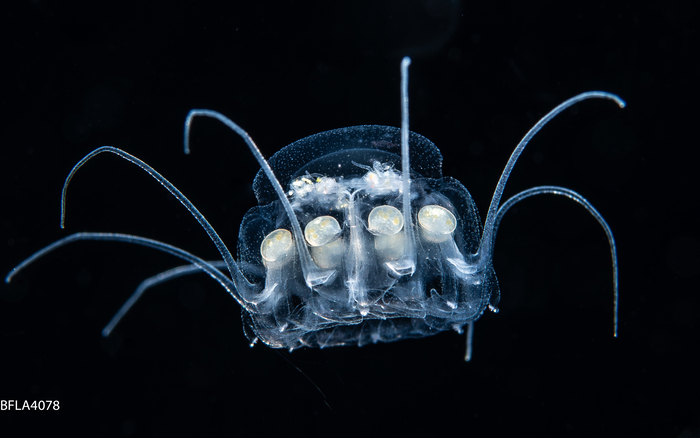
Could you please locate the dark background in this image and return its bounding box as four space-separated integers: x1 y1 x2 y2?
1 0 697 436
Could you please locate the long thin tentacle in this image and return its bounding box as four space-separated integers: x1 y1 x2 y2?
464 321 474 362
102 260 228 336
59 146 250 296
477 92 625 267
184 110 334 288
387 56 417 276
5 232 254 312
491 185 618 337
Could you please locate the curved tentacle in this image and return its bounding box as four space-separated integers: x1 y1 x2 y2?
5 232 255 313
184 110 334 288
59 146 251 296
102 260 228 337
476 92 625 267
491 185 618 338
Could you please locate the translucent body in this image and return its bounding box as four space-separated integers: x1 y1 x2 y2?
237 125 498 349
6 58 624 360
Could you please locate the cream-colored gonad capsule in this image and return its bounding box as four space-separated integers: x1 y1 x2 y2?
304 216 342 247
368 205 403 236
260 229 294 262
418 205 457 243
